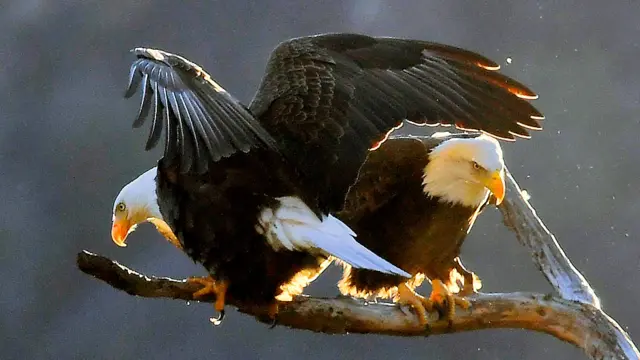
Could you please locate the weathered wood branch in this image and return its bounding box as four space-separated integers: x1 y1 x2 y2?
77 251 636 359
499 168 600 307
77 165 638 359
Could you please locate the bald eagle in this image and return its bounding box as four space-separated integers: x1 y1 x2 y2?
116 33 542 324
336 132 504 325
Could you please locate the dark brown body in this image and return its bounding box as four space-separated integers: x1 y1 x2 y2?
337 135 486 298
156 150 329 306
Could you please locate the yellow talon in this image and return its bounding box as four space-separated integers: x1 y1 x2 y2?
429 279 471 324
188 276 216 298
187 276 228 325
396 283 434 326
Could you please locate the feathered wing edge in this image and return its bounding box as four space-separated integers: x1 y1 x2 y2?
245 33 545 213
124 47 278 174
257 196 411 278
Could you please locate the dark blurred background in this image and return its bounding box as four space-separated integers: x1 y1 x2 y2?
1 1 639 359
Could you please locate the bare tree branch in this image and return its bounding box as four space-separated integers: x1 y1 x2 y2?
77 251 636 359
77 165 638 359
499 168 601 307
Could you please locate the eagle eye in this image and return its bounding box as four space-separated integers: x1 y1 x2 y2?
472 161 480 170
116 202 126 213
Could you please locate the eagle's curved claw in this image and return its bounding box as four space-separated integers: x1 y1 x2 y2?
268 317 278 329
267 302 279 329
210 309 225 326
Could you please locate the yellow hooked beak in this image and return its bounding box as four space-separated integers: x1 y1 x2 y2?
111 217 132 247
482 170 506 205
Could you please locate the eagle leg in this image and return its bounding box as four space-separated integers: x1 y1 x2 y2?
187 276 228 325
460 272 482 296
429 279 471 326
453 258 482 296
396 283 434 326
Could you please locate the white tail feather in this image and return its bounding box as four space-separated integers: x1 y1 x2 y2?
257 197 410 278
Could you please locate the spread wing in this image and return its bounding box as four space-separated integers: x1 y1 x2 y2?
249 33 543 212
124 48 278 174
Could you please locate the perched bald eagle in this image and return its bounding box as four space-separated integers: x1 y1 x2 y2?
113 132 505 325
116 33 542 323
336 132 504 324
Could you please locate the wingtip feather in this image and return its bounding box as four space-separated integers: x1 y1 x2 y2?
124 65 141 99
